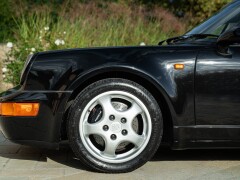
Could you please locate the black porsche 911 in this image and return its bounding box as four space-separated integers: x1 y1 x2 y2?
0 0 240 173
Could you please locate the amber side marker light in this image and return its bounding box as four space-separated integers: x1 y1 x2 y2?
174 64 185 70
0 103 39 116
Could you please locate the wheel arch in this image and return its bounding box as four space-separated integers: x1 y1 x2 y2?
61 66 174 144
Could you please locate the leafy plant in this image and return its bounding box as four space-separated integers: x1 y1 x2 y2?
3 3 184 85
0 1 16 42
157 0 231 26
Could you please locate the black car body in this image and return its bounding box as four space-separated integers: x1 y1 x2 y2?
1 0 240 173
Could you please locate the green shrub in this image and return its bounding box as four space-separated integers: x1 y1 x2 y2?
3 2 185 85
0 1 16 42
131 0 231 25
184 0 232 25
157 0 231 26
0 0 232 42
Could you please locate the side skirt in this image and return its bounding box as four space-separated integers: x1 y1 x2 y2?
172 125 240 150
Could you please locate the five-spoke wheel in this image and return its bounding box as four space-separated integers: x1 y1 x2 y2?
67 78 163 173
80 91 152 163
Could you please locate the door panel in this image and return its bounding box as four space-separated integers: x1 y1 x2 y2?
196 46 240 125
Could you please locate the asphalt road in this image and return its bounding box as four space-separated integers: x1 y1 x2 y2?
0 131 240 179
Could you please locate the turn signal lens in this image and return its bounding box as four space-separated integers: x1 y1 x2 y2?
174 64 185 70
0 103 39 116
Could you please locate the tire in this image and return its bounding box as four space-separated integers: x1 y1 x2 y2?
67 78 163 173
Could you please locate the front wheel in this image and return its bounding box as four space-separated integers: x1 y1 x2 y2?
67 78 163 173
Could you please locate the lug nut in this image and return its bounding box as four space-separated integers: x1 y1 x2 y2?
109 115 115 121
110 134 117 140
122 129 128 136
103 125 109 131
121 118 127 124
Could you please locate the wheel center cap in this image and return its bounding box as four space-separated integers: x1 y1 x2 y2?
110 122 122 133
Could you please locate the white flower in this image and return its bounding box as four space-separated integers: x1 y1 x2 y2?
25 48 28 50
39 36 42 39
29 52 33 55
31 48 36 52
44 26 49 31
55 39 61 46
55 39 65 46
6 42 13 48
2 67 7 73
63 31 66 34
140 42 146 46
2 75 5 78
40 30 43 34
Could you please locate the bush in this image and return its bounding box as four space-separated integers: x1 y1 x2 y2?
131 0 231 26
184 0 232 25
0 0 232 42
3 2 185 85
157 0 231 26
0 1 16 42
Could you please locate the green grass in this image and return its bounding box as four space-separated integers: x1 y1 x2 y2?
16 15 174 49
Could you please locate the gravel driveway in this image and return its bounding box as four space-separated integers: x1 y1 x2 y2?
0 131 240 179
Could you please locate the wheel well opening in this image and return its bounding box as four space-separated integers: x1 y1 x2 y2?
61 71 173 145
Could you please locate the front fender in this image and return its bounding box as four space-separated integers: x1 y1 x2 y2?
24 47 197 144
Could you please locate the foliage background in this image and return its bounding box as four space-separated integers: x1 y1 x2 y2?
0 0 232 43
0 0 232 85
